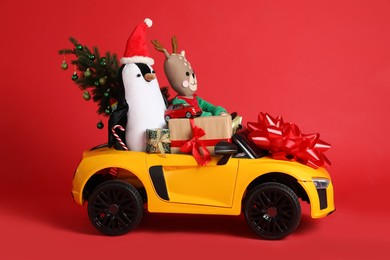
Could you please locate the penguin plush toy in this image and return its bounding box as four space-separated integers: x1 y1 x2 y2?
109 18 166 152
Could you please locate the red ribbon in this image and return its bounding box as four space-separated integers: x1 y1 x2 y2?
171 138 231 148
247 112 331 169
179 119 211 166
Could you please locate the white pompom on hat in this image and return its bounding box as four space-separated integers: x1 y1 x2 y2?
121 18 154 65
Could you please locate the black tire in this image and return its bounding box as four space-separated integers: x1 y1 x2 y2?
185 112 192 118
165 115 170 121
87 180 143 236
244 182 301 240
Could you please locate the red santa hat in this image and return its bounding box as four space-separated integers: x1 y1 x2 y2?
121 18 154 65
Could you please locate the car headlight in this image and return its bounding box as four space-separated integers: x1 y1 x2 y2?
312 178 330 189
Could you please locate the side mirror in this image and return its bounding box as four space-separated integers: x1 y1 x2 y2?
214 141 237 165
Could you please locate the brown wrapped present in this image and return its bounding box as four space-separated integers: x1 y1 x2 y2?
169 116 232 156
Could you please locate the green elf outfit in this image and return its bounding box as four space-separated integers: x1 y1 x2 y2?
171 94 227 117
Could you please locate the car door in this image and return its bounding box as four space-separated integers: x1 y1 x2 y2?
145 153 239 208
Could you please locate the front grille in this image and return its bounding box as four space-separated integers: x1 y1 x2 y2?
317 189 328 209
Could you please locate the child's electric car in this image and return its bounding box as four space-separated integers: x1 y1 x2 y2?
72 132 335 240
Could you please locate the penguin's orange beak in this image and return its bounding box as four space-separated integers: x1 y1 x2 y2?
144 73 156 82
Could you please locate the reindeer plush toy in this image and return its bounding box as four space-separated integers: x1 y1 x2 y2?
151 37 227 117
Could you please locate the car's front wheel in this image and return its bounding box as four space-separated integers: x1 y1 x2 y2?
244 182 301 240
88 180 143 236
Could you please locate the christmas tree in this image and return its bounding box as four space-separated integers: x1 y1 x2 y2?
59 37 123 128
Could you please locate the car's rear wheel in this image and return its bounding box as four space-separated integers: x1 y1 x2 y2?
88 180 143 236
185 112 192 118
244 182 301 240
165 115 170 121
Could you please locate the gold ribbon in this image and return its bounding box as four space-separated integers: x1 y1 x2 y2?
147 129 171 157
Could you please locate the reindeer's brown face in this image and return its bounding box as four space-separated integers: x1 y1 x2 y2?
164 51 197 97
151 37 199 97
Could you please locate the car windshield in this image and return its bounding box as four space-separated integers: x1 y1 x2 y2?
232 132 269 159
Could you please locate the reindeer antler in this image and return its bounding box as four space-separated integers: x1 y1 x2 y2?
151 40 165 53
151 39 170 58
171 36 178 54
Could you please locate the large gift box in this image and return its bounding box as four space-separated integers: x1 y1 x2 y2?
146 128 171 156
169 116 232 156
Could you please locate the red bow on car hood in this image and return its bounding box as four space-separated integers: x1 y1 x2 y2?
247 112 331 169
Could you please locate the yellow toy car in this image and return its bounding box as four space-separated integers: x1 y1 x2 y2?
72 132 335 240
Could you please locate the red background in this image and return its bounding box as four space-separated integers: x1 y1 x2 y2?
1 0 389 258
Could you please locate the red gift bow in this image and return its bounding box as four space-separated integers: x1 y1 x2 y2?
180 119 211 166
171 138 232 148
247 112 331 169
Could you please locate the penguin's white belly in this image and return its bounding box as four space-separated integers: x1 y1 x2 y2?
126 101 166 152
122 63 166 152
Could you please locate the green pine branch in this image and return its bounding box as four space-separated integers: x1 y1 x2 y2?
58 37 122 116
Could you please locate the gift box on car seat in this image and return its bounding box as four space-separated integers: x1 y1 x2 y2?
146 128 171 156
168 116 233 155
